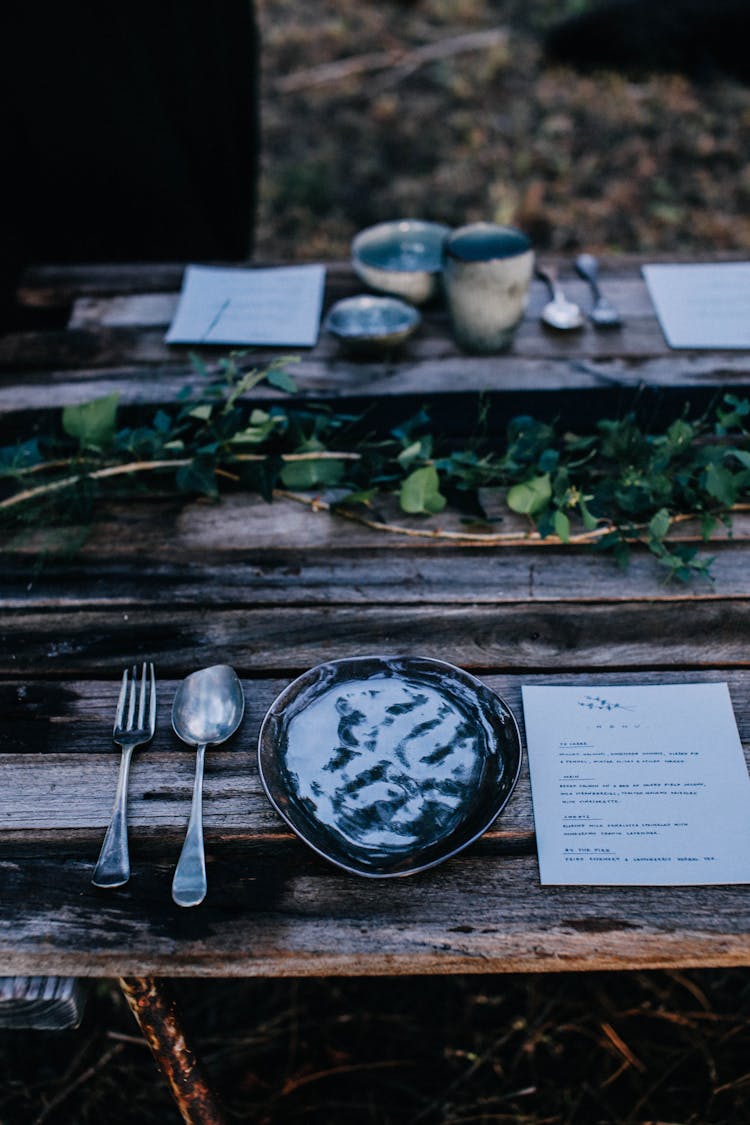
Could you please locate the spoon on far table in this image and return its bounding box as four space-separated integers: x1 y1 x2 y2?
537 265 584 331
575 253 623 328
171 664 245 907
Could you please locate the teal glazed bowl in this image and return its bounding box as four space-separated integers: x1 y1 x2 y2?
325 294 421 355
351 219 451 304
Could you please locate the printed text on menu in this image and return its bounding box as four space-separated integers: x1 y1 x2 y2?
521 683 750 885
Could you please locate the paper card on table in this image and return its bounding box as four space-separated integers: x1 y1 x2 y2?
165 263 326 347
521 683 750 886
642 262 750 349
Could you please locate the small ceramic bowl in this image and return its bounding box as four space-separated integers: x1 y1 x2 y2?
325 295 421 355
351 219 450 304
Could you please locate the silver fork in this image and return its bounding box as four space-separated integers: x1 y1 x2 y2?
92 662 156 888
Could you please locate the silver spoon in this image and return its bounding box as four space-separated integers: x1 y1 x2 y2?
171 664 245 907
575 253 622 328
537 265 583 331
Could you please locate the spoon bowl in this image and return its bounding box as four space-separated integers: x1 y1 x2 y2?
171 664 244 907
537 266 583 331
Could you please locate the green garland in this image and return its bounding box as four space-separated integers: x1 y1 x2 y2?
3 352 750 581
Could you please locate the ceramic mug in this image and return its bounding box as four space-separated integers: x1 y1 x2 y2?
443 223 534 353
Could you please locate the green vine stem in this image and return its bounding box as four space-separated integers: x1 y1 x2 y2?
0 451 362 514
4 353 750 581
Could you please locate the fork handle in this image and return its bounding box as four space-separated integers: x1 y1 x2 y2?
92 744 134 888
172 744 207 907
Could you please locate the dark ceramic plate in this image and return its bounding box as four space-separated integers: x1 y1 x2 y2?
257 655 523 878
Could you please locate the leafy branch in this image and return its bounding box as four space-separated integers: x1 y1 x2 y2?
3 352 750 581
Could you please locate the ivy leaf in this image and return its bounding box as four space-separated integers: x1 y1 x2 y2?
175 457 218 497
648 507 671 542
704 463 738 507
266 367 298 394
238 455 282 503
506 473 552 516
716 394 750 433
336 488 379 508
153 409 172 434
538 448 560 473
399 465 447 515
188 404 213 422
665 418 694 450
579 500 599 531
391 409 431 443
553 509 571 542
729 449 750 471
230 409 284 446
62 393 119 451
0 438 42 473
280 457 345 489
397 440 425 468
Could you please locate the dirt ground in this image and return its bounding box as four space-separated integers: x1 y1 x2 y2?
254 0 750 261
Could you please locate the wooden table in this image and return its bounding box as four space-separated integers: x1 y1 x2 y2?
2 257 750 1119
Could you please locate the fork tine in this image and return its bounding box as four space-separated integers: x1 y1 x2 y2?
148 662 157 736
137 662 147 729
114 668 128 734
126 665 137 730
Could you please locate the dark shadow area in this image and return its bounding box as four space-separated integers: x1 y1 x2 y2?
1 970 749 1123
0 1 261 324
545 0 750 83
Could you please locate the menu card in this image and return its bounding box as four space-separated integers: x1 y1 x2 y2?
165 263 326 347
522 683 750 885
642 262 750 349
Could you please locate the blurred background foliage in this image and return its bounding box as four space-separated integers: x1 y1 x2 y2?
255 0 750 260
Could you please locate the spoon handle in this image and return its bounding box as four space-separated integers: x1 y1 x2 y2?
172 744 207 907
537 265 565 303
575 254 602 299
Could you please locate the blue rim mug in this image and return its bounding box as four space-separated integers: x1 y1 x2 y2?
443 223 534 353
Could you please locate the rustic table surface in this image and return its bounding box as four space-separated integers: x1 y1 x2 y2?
2 256 750 982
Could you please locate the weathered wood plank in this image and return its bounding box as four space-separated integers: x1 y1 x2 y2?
2 352 748 420
0 749 531 844
6 671 750 754
16 254 748 308
0 317 674 373
5 541 750 607
0 845 748 977
14 261 359 309
2 597 750 676
65 279 657 332
4 494 750 608
3 269 743 372
2 671 748 840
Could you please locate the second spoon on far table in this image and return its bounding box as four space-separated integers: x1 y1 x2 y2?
537 265 584 331
575 253 623 328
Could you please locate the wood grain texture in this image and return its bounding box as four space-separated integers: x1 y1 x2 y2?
3 354 750 420
3 260 750 388
0 846 748 977
3 489 750 612
2 671 748 840
2 598 750 677
4 259 750 981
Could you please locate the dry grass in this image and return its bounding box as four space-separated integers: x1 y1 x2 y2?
2 971 750 1123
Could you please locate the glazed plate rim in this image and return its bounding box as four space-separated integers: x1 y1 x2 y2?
257 654 523 878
